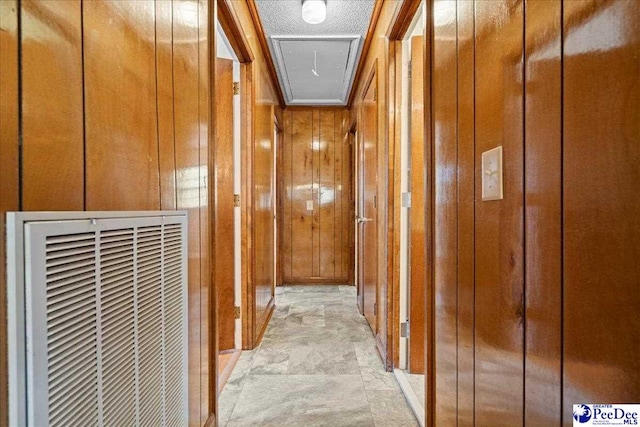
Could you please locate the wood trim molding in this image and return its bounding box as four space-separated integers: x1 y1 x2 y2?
246 0 286 107
387 0 422 40
218 0 254 62
347 0 384 107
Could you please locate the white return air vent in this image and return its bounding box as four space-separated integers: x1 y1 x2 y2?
6 211 188 427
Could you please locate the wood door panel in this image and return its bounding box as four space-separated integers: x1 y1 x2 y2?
216 58 236 352
84 0 160 211
563 0 640 420
408 35 425 375
21 0 84 211
361 71 378 332
281 108 352 283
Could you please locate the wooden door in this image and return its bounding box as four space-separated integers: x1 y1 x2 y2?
359 70 378 332
215 58 235 352
408 35 425 374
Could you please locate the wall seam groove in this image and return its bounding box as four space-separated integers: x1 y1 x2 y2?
81 0 87 210
559 0 565 423
154 0 161 210
521 1 527 424
17 0 23 211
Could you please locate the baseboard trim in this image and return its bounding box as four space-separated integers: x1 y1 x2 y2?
393 369 425 427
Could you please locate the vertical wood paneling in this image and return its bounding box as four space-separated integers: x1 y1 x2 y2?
197 0 210 421
319 110 336 277
433 1 459 422
253 99 274 329
282 111 293 278
172 0 203 421
1 1 214 424
409 35 425 374
21 0 84 211
312 110 321 276
282 108 352 283
84 1 160 211
156 0 177 211
290 109 313 279
524 0 562 424
563 0 640 421
456 0 475 424
474 1 525 424
0 2 19 425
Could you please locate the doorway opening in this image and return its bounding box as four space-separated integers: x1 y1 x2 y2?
390 1 428 425
215 17 243 392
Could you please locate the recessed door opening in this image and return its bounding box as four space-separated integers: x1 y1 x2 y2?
215 17 242 394
394 1 427 425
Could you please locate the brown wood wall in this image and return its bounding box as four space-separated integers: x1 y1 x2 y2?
430 0 640 425
0 1 213 425
281 108 352 284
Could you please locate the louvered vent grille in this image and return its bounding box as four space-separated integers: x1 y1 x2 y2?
10 213 188 427
46 233 98 426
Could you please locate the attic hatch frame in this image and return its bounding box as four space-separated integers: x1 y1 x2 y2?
270 35 362 106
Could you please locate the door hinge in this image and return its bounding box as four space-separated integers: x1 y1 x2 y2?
408 60 412 78
234 306 241 319
402 192 411 208
373 195 377 208
400 321 409 338
234 194 240 207
233 81 240 95
373 302 377 314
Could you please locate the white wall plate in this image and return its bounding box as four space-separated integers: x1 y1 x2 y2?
482 146 503 201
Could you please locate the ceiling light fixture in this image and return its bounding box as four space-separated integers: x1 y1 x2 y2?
301 0 326 25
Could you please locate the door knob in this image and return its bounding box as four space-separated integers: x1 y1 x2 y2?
357 217 373 224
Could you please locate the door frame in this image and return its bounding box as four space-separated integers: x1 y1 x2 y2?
385 0 434 425
212 1 258 423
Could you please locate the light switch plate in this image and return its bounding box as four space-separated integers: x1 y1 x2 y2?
306 200 314 211
482 146 503 201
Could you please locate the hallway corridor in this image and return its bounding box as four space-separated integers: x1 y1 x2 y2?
219 286 418 426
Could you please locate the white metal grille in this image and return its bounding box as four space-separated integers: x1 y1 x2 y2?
8 212 188 427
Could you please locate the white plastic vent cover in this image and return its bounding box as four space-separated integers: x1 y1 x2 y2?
7 211 188 426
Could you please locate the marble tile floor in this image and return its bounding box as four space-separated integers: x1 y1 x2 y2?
219 285 419 427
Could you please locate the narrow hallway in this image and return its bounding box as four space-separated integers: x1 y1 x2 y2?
219 286 418 426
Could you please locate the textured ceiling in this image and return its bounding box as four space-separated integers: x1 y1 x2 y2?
255 0 376 105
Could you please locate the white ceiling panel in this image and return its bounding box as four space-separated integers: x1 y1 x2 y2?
255 0 375 105
271 36 360 105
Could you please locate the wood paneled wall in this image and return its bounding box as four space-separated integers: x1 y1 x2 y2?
429 0 640 425
0 1 213 425
281 107 352 284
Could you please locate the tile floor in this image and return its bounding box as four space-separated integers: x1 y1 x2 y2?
219 285 419 427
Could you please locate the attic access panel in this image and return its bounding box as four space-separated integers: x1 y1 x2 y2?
271 36 361 106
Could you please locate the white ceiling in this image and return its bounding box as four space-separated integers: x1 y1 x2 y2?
255 0 376 106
